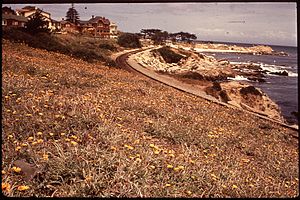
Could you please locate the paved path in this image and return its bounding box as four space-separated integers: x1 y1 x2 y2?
114 48 298 133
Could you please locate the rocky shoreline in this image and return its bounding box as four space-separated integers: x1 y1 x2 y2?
172 42 289 56
134 45 286 122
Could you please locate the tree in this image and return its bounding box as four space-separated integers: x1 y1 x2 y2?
152 31 169 45
25 10 50 34
65 3 80 24
169 32 197 43
140 29 162 39
117 33 141 48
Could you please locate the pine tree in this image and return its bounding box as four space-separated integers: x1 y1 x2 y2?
25 10 50 34
65 3 80 24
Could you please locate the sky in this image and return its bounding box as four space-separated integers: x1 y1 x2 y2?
4 2 297 46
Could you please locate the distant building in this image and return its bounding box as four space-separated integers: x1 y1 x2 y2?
60 20 80 34
16 6 59 31
2 7 28 28
79 16 111 38
109 22 118 39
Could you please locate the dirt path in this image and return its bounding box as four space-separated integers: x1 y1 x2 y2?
114 48 298 134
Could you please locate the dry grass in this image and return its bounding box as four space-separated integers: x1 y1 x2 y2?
1 39 298 197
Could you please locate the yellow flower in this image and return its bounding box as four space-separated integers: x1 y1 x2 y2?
17 185 30 191
232 185 238 189
12 166 22 173
149 144 155 148
37 132 43 136
154 150 160 154
111 146 117 151
70 141 78 146
49 133 54 136
2 170 6 175
178 166 184 170
65 138 71 142
60 132 66 136
43 154 49 161
7 135 13 139
165 184 171 187
70 135 78 139
174 167 180 171
15 146 21 151
150 165 156 169
2 183 11 192
27 136 34 141
37 139 43 143
38 113 43 116
124 144 134 150
21 143 28 147
168 153 175 157
167 164 173 169
189 160 195 164
31 141 38 145
186 190 192 195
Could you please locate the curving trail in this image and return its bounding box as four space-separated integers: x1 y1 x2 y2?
114 48 299 134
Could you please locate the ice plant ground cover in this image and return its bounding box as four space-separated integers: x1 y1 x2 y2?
1 40 298 197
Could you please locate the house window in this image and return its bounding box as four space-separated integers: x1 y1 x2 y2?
2 20 7 25
13 21 18 26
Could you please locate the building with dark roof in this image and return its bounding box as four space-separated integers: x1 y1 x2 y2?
79 16 111 38
2 7 28 27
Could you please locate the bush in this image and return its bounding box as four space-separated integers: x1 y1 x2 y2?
117 33 141 48
3 27 119 64
99 43 117 51
155 47 184 63
71 47 104 62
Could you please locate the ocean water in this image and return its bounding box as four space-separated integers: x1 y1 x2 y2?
202 43 298 125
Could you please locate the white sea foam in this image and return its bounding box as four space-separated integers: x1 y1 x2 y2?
259 63 297 77
288 72 298 77
227 75 248 81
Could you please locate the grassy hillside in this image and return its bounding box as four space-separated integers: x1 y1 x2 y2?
2 39 298 197
2 27 121 66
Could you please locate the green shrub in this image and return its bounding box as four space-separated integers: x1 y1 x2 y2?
71 47 104 62
99 43 117 51
155 47 184 63
3 27 118 64
117 33 141 48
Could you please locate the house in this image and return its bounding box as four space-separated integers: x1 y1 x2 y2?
2 7 28 27
60 20 79 34
80 16 111 38
109 22 118 39
51 19 61 32
16 6 56 31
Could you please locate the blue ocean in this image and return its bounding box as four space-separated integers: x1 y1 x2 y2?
203 42 298 125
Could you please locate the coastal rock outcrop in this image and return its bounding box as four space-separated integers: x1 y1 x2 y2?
134 45 285 122
221 82 284 122
134 46 236 81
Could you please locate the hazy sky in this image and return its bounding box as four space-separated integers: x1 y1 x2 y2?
4 2 297 46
